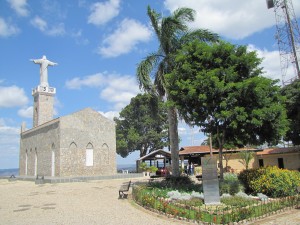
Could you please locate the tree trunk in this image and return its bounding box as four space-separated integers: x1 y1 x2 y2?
167 105 180 177
216 127 225 180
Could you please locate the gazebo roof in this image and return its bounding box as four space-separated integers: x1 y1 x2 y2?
179 146 218 155
138 149 171 161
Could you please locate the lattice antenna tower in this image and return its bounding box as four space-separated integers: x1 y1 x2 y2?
267 0 300 85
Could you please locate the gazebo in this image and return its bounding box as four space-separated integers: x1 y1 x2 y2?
136 149 171 172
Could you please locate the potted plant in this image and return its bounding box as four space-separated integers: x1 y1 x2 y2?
139 162 149 176
148 166 158 176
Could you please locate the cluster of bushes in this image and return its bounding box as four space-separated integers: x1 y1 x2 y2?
239 166 300 197
149 167 299 198
219 173 244 195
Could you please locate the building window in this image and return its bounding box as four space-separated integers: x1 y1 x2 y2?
86 143 93 167
258 159 264 167
278 158 284 169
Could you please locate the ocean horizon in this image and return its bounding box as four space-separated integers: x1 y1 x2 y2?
0 164 137 177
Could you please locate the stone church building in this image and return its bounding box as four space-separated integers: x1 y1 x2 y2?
19 56 116 177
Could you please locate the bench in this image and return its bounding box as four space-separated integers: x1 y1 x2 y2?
119 180 131 199
35 175 45 185
8 174 17 182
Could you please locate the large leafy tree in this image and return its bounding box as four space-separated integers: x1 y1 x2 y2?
137 6 219 176
166 40 288 179
281 79 300 145
114 94 168 158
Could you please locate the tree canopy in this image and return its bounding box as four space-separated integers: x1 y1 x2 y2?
136 5 219 176
166 40 289 178
114 93 168 158
281 79 300 145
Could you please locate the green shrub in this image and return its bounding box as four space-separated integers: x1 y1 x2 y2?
239 166 300 197
238 168 265 193
220 173 243 195
160 176 203 192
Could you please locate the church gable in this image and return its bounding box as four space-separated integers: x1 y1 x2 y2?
60 108 114 129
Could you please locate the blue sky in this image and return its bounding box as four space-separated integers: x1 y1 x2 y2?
0 0 299 169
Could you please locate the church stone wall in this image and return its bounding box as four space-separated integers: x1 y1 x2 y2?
19 120 60 176
59 108 117 177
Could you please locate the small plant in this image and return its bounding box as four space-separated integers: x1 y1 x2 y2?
239 150 254 170
139 162 148 172
148 165 158 173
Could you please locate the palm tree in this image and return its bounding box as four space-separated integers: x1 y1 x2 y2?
137 6 219 176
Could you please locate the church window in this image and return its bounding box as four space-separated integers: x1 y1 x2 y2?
86 143 93 167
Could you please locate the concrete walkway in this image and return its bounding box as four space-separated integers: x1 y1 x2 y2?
0 178 187 225
0 178 299 225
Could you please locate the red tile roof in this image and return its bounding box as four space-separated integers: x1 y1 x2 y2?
256 147 300 155
179 146 260 155
179 146 218 155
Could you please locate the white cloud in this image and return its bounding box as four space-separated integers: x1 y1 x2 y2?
248 45 295 83
47 23 66 36
163 0 300 39
7 0 29 17
0 119 20 157
88 0 120 26
0 85 28 108
30 16 47 31
99 111 119 121
18 106 33 118
66 72 140 111
0 17 19 37
65 73 105 89
30 16 65 36
99 18 152 57
99 75 141 110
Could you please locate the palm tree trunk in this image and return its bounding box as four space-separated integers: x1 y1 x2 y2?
167 105 180 177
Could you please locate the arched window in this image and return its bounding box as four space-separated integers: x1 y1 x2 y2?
86 143 93 167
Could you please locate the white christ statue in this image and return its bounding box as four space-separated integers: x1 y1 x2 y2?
31 55 57 87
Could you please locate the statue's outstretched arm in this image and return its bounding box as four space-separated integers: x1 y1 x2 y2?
30 59 43 64
48 61 58 66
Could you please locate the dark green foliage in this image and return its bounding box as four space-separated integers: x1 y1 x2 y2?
238 168 265 194
281 79 300 145
149 176 203 193
239 166 300 197
166 40 288 147
114 94 168 158
166 40 289 178
219 173 244 195
219 180 242 195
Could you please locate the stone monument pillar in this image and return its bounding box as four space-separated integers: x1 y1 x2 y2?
31 55 57 127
